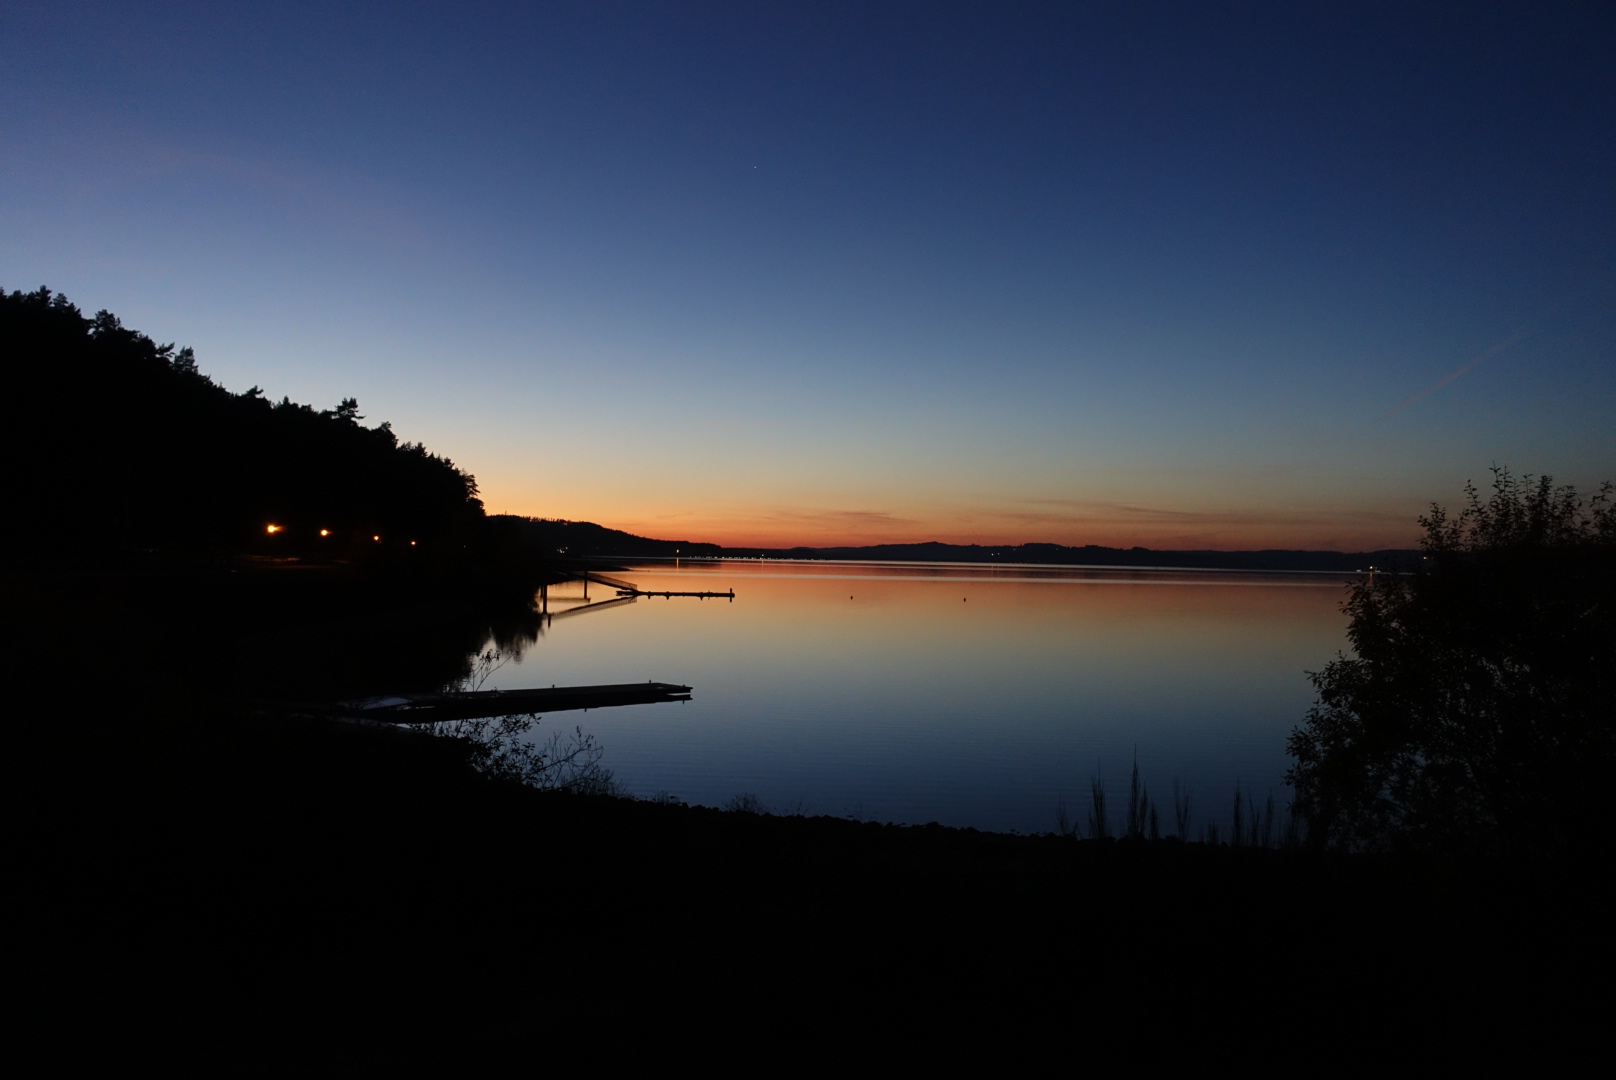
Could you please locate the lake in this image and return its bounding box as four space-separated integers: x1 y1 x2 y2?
479 559 1355 835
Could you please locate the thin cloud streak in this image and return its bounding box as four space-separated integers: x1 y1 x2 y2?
604 506 924 547
1373 328 1530 424
993 503 1413 530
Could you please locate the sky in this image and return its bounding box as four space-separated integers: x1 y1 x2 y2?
3 1 1612 549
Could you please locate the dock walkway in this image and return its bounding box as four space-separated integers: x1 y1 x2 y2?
317 682 693 723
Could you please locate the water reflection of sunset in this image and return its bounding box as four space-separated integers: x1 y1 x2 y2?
484 561 1352 834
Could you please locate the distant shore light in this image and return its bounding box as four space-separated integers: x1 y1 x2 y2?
320 529 331 537
266 524 280 534
372 535 380 541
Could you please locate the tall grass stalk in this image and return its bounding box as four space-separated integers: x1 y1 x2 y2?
1065 761 1301 848
1258 793 1276 849
1056 800 1079 839
1282 799 1306 850
1088 773 1110 840
1125 754 1150 840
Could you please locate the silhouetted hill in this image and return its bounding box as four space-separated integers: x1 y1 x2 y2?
715 540 1418 573
491 515 721 558
3 287 484 562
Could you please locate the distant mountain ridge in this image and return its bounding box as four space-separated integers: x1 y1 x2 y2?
713 540 1417 572
506 516 1415 572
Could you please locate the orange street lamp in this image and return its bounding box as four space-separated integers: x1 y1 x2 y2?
320 529 331 537
266 524 281 534
372 535 380 542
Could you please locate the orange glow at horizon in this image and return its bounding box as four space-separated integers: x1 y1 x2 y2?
484 497 1427 553
472 442 1454 553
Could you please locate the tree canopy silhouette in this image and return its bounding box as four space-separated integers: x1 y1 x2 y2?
2 286 484 560
1287 468 1616 855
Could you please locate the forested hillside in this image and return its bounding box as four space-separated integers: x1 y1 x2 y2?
3 287 484 560
491 516 721 559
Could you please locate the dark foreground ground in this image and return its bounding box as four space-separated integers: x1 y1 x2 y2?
18 705 1612 1068
11 569 1611 1068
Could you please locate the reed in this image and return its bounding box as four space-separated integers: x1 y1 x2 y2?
1056 799 1080 839
1125 755 1150 840
1088 773 1110 840
1282 799 1306 850
1061 762 1301 848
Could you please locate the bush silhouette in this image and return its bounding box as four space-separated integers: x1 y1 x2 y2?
1287 468 1616 854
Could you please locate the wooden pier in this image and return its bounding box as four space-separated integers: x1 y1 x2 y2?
323 681 693 724
579 569 733 600
540 571 735 610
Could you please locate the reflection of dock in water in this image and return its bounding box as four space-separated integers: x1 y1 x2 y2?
332 682 694 723
538 570 734 620
546 595 636 620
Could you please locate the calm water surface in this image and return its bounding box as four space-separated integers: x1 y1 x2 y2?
481 560 1354 834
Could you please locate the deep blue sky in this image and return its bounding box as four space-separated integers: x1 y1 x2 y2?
4 2 1612 547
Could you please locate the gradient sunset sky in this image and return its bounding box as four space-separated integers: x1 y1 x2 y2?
4 2 1612 549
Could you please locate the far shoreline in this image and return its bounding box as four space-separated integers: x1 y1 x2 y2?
498 516 1419 573
620 554 1373 577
